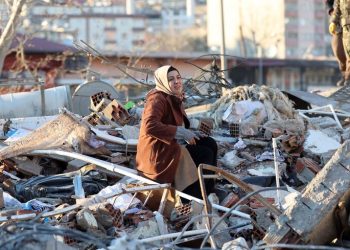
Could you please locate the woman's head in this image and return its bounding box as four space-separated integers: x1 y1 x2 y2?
154 65 183 98
167 66 183 97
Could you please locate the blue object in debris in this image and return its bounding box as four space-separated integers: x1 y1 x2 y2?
73 174 85 199
5 128 17 137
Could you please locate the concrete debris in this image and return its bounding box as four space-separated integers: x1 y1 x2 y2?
247 165 276 177
304 130 340 154
76 208 98 230
121 125 140 140
220 150 245 169
108 235 148 250
129 217 160 239
1 84 350 249
264 140 350 245
222 237 249 250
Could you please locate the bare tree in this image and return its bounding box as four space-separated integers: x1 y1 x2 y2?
0 0 27 76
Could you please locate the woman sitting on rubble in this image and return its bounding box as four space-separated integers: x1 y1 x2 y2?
136 65 217 199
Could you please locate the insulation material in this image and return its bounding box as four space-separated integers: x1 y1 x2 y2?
220 150 245 169
222 100 267 125
208 85 304 136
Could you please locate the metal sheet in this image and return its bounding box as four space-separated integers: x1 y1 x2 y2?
72 80 121 116
283 90 336 108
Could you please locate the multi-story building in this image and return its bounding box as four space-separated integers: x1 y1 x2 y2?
129 0 197 32
207 0 329 59
27 4 146 52
24 0 201 53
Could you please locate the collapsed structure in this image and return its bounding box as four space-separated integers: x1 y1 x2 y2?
0 83 350 249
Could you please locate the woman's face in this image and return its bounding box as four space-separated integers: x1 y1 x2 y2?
167 70 183 96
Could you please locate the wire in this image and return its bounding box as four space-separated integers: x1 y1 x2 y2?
170 214 219 247
253 243 350 250
200 187 288 248
74 40 153 86
172 222 252 247
0 222 110 249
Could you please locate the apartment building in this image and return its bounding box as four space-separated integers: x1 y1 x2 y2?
207 0 329 59
27 4 146 52
23 0 201 53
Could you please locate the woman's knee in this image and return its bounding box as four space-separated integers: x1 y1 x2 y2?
186 145 214 166
198 136 217 152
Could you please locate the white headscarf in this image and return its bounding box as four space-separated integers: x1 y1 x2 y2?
154 65 180 97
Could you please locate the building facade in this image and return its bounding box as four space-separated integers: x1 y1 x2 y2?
25 0 200 53
207 0 329 59
27 4 146 52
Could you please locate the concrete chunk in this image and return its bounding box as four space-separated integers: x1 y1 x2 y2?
264 140 350 245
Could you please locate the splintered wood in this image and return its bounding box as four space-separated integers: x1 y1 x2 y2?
0 112 108 160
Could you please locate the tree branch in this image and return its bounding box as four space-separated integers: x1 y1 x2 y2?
0 0 26 76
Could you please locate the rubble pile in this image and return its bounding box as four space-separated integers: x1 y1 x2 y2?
1 84 350 249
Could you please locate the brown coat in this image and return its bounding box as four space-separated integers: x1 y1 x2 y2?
136 89 190 184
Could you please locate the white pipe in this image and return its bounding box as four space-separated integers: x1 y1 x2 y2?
272 138 281 209
298 112 310 120
30 149 250 219
139 229 207 243
306 105 331 112
298 104 344 130
298 110 350 118
91 127 138 146
328 104 343 130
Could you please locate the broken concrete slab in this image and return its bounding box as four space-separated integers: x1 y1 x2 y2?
303 130 340 155
76 208 98 231
12 157 43 176
129 217 160 240
222 237 249 250
264 140 350 245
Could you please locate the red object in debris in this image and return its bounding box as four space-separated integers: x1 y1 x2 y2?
104 203 123 228
249 197 275 209
16 210 38 215
295 157 321 174
220 192 240 208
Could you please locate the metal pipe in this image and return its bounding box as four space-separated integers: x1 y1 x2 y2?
297 110 350 118
30 149 250 219
298 104 344 129
198 164 281 216
40 84 46 116
254 243 349 250
158 188 169 214
219 0 227 80
172 214 220 246
200 187 287 248
197 165 216 248
139 229 208 243
272 138 282 209
329 104 343 130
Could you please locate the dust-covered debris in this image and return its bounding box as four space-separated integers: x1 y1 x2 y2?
1 83 350 249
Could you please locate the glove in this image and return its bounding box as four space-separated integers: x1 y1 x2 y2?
194 130 208 138
329 22 336 35
175 126 199 143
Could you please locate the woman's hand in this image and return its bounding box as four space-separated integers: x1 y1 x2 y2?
194 130 208 138
175 127 199 145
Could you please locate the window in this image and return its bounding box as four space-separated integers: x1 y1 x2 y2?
64 54 89 71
